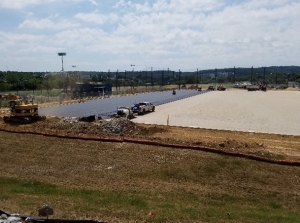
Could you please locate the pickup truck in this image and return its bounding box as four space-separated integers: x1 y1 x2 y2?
132 102 155 115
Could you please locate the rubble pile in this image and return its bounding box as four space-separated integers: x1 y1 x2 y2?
100 117 136 134
46 117 139 135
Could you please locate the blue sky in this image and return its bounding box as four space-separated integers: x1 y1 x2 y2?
0 0 299 72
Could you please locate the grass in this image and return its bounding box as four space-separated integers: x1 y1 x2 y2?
1 131 300 222
1 165 300 222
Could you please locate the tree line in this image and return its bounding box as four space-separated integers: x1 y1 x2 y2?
0 66 300 93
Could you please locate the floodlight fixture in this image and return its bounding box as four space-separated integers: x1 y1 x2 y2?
58 52 67 71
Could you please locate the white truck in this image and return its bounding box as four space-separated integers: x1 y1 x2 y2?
132 102 155 115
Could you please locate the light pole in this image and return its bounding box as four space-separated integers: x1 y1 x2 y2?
161 69 164 90
251 66 253 84
197 68 199 88
151 67 153 89
115 69 119 94
178 69 181 89
57 52 66 71
215 68 217 89
131 64 135 93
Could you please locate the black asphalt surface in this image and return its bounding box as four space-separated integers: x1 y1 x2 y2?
39 89 208 118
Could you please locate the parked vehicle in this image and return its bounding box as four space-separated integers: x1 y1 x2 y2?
132 102 155 115
117 106 135 119
0 93 45 124
131 103 140 113
246 84 267 91
217 85 226 91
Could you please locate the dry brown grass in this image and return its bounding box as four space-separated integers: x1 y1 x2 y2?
1 125 300 222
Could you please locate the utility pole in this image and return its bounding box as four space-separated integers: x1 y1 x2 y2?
215 68 217 88
178 69 181 89
146 70 148 89
233 66 236 84
151 67 153 89
251 66 253 84
173 71 175 84
263 66 266 84
124 70 126 89
131 64 135 93
115 70 118 94
197 68 199 88
161 69 164 89
167 68 169 86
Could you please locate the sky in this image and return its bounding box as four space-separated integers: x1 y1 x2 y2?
0 0 299 72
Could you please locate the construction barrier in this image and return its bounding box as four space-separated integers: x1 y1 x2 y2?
1 128 300 166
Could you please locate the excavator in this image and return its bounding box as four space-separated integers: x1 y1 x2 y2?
0 93 45 124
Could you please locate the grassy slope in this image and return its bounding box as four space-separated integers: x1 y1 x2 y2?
0 131 300 223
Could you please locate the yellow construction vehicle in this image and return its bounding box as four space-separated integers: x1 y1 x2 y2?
0 94 45 124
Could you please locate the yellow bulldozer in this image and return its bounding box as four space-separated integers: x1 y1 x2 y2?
0 94 45 124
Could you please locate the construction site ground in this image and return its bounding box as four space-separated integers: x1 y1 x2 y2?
1 88 300 222
0 115 300 161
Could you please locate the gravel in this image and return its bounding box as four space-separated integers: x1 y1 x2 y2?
132 89 300 136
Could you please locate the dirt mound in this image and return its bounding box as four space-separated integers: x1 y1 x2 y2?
285 87 299 91
188 85 198 89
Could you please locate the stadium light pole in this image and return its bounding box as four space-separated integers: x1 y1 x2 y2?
124 70 127 89
197 68 199 88
146 69 148 90
263 67 266 84
131 64 135 93
251 66 253 84
57 52 66 71
161 69 164 89
151 67 153 90
115 69 119 94
215 68 217 88
233 66 236 84
178 69 181 89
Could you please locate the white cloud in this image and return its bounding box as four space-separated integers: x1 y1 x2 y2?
89 0 98 6
168 0 224 12
18 18 80 30
113 0 126 8
0 0 60 9
1 0 300 71
74 12 119 24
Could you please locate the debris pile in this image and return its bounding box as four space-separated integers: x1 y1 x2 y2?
50 117 79 130
47 117 138 135
100 117 136 133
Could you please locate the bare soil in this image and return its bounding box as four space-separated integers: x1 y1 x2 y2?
0 115 300 161
1 104 300 222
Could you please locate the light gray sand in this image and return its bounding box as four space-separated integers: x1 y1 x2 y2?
132 90 300 136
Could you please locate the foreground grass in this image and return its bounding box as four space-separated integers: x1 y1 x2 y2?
1 174 299 223
1 131 300 222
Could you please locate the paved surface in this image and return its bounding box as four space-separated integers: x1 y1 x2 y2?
39 90 205 118
132 90 300 136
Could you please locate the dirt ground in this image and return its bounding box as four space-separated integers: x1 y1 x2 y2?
1 93 300 222
1 88 300 162
0 114 300 162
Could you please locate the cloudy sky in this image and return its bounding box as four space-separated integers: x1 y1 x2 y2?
0 0 299 72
